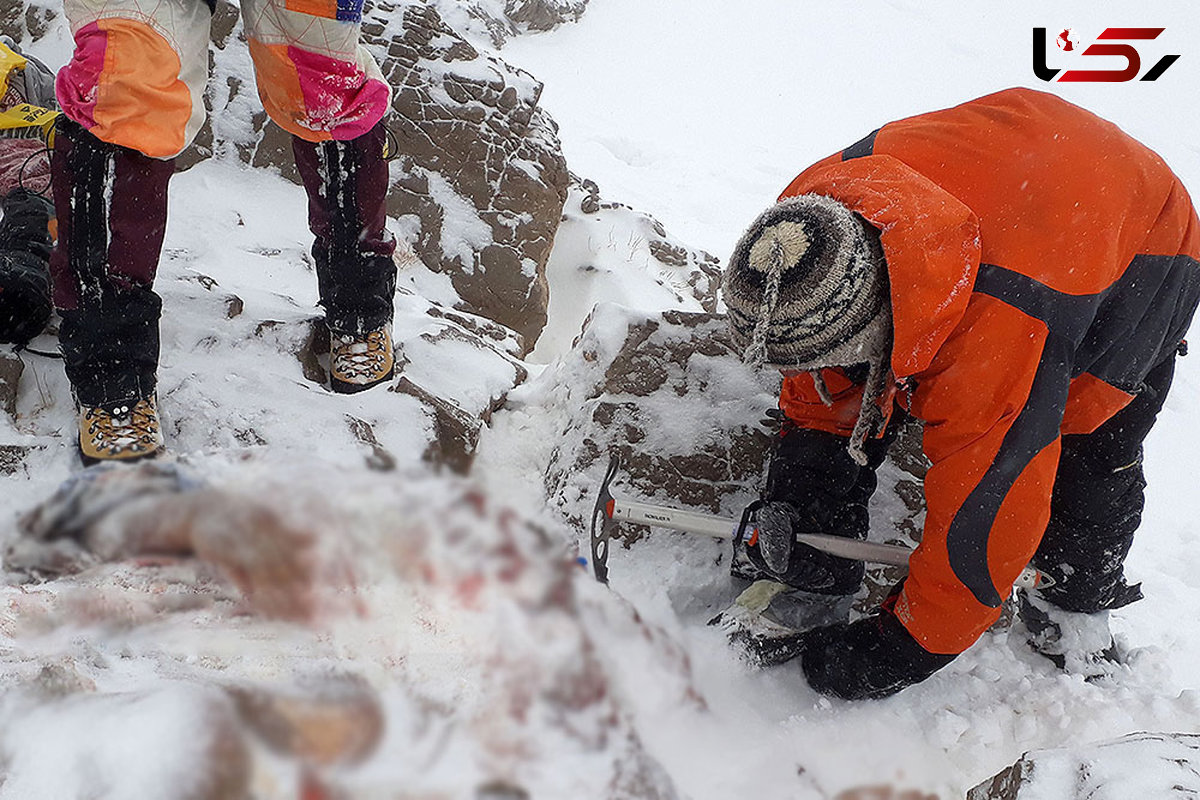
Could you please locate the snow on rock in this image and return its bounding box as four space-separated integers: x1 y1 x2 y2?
541 305 777 534
0 160 528 490
365 1 570 351
503 0 590 36
0 453 688 798
531 301 932 615
529 179 722 364
0 682 252 800
426 0 591 49
0 0 55 45
267 291 529 475
0 347 20 421
967 732 1200 800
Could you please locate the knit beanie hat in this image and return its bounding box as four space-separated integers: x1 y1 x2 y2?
722 194 892 464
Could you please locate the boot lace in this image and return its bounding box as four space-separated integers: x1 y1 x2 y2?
332 329 392 382
85 400 160 456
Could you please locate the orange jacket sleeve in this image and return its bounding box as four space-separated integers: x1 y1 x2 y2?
779 368 867 437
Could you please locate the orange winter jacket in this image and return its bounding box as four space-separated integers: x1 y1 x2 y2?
777 88 1200 655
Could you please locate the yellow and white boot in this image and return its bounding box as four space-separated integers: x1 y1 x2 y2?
330 325 395 394
78 396 165 465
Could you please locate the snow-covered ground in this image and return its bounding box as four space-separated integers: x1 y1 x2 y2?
2 1 1200 798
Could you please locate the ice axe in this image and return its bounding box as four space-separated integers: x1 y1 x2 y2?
589 453 1049 590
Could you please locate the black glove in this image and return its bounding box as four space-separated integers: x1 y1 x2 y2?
744 500 866 595
738 423 892 595
797 610 957 700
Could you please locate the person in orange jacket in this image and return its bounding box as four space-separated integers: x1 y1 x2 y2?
722 87 1200 699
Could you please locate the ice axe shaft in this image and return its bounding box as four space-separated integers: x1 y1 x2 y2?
590 454 1048 591
607 497 912 567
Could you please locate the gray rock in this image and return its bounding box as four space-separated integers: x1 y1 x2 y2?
390 375 482 475
0 444 31 475
503 0 589 34
0 347 22 420
0 0 56 44
543 307 778 536
968 732 1200 800
364 3 570 351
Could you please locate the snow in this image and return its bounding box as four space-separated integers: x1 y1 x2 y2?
3 0 1200 798
424 168 495 274
0 684 238 799
530 188 711 364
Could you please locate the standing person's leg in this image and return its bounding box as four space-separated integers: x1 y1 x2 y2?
1022 354 1177 669
51 0 211 462
243 0 397 393
293 123 396 393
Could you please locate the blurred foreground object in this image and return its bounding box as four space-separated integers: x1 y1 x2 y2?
0 454 687 798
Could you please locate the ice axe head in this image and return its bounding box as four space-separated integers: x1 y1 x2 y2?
589 454 621 584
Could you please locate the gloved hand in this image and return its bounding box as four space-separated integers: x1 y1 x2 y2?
743 500 865 595
797 609 957 700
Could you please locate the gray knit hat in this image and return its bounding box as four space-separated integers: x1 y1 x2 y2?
722 194 892 464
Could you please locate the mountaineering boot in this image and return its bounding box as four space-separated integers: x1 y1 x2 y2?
1015 589 1122 678
78 394 164 465
330 324 395 393
709 579 854 667
293 121 397 393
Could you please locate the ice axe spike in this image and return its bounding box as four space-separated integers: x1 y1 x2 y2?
590 453 1050 591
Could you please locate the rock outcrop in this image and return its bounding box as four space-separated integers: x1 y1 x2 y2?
542 306 778 535
0 347 22 421
968 732 1200 800
363 2 570 350
431 0 591 47
572 178 722 313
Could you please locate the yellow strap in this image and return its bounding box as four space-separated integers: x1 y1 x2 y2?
0 41 26 98
0 104 60 146
0 42 58 145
